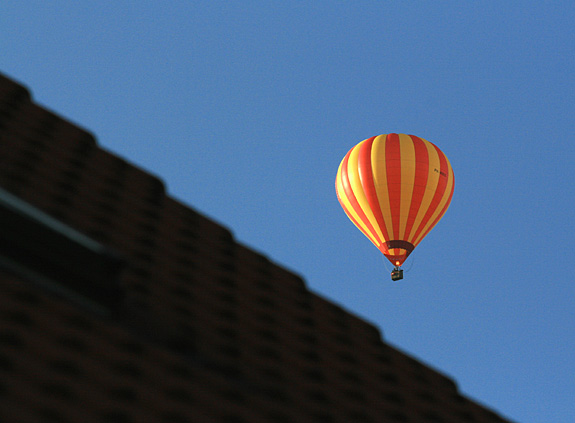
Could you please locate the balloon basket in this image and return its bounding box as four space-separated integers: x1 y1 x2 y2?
391 267 403 281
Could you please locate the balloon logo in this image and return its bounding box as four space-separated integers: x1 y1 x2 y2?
336 134 454 277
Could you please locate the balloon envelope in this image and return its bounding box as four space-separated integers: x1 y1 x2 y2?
336 134 454 266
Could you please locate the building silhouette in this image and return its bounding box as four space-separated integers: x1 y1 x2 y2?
0 73 515 423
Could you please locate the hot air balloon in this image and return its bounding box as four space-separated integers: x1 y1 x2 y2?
335 134 454 281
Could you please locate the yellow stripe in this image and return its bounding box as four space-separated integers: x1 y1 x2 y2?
398 134 416 240
336 157 380 248
413 157 454 246
346 141 385 244
371 135 393 241
406 139 440 243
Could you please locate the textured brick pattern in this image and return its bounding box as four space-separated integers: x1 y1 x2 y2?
0 73 513 423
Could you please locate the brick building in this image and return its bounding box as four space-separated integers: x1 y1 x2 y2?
0 73 515 423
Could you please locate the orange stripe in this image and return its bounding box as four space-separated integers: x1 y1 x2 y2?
385 134 401 240
406 140 440 242
371 135 393 245
336 181 377 245
398 134 416 240
357 137 390 251
336 160 378 246
347 142 385 244
415 163 454 245
410 143 449 244
404 135 429 243
416 182 453 245
336 149 381 248
339 147 383 247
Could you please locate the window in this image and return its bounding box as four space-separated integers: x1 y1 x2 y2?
0 188 125 313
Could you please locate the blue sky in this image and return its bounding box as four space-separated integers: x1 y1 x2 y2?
2 2 574 422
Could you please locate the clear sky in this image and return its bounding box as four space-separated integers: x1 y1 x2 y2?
2 2 574 422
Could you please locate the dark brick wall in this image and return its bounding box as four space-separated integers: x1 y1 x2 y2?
0 73 513 423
